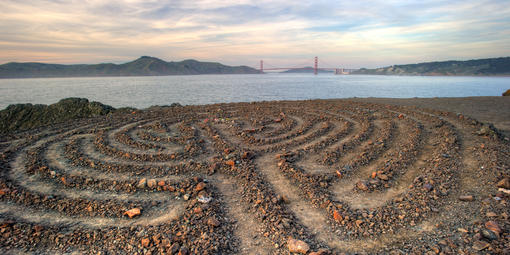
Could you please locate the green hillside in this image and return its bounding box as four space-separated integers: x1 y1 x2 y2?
352 57 510 76
0 56 259 78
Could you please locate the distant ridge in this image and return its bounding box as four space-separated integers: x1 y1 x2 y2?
352 57 510 76
281 67 333 73
0 56 259 78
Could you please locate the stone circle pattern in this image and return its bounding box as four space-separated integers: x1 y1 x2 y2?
0 100 508 254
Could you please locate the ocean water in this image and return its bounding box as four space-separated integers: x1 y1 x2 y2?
0 74 508 110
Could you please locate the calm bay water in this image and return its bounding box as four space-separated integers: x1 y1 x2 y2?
0 74 508 110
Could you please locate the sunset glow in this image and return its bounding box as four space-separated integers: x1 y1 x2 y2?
1 0 509 68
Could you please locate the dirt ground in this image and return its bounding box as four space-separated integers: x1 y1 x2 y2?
350 96 510 138
0 98 509 254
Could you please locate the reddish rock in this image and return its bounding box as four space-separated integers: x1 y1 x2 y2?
459 195 474 201
336 170 343 178
485 221 502 235
124 208 141 218
371 172 377 179
157 180 165 187
141 238 150 247
147 179 157 188
195 182 206 192
137 178 147 188
226 160 235 167
398 114 404 119
287 238 310 254
333 210 343 223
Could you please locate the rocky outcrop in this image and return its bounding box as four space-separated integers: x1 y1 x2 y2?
0 97 115 133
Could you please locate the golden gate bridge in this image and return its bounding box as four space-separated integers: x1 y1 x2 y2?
257 56 358 75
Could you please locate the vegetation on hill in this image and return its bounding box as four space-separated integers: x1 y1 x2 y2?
0 56 259 78
352 57 510 76
0 98 115 133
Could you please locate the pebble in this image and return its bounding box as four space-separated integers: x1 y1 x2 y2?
333 210 343 222
147 179 157 188
195 182 206 192
472 240 489 251
287 238 310 254
481 229 499 240
124 208 141 218
183 194 190 201
459 195 474 201
484 221 501 236
141 238 150 247
137 178 147 188
356 181 368 191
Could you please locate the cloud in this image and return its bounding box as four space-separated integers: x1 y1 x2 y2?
0 0 509 67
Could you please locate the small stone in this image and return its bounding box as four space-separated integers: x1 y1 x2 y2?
137 178 147 188
423 183 433 191
147 179 157 188
486 211 497 217
481 229 499 240
141 238 150 247
398 114 404 119
226 160 235 167
195 182 206 192
124 208 141 218
496 178 510 189
459 195 474 201
157 180 165 187
485 221 501 235
287 238 310 254
355 220 363 226
472 240 489 251
356 181 368 191
183 194 190 200
378 174 389 181
333 210 343 223
207 217 220 227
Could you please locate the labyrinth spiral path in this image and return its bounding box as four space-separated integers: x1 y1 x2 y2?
0 100 509 254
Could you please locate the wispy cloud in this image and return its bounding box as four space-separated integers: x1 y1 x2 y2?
0 0 509 68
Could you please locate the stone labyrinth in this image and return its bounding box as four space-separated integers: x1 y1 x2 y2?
0 100 508 254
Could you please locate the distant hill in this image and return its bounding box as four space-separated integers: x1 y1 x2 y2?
0 56 259 78
281 67 333 73
352 57 510 76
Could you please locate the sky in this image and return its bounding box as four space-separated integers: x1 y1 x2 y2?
1 0 509 68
